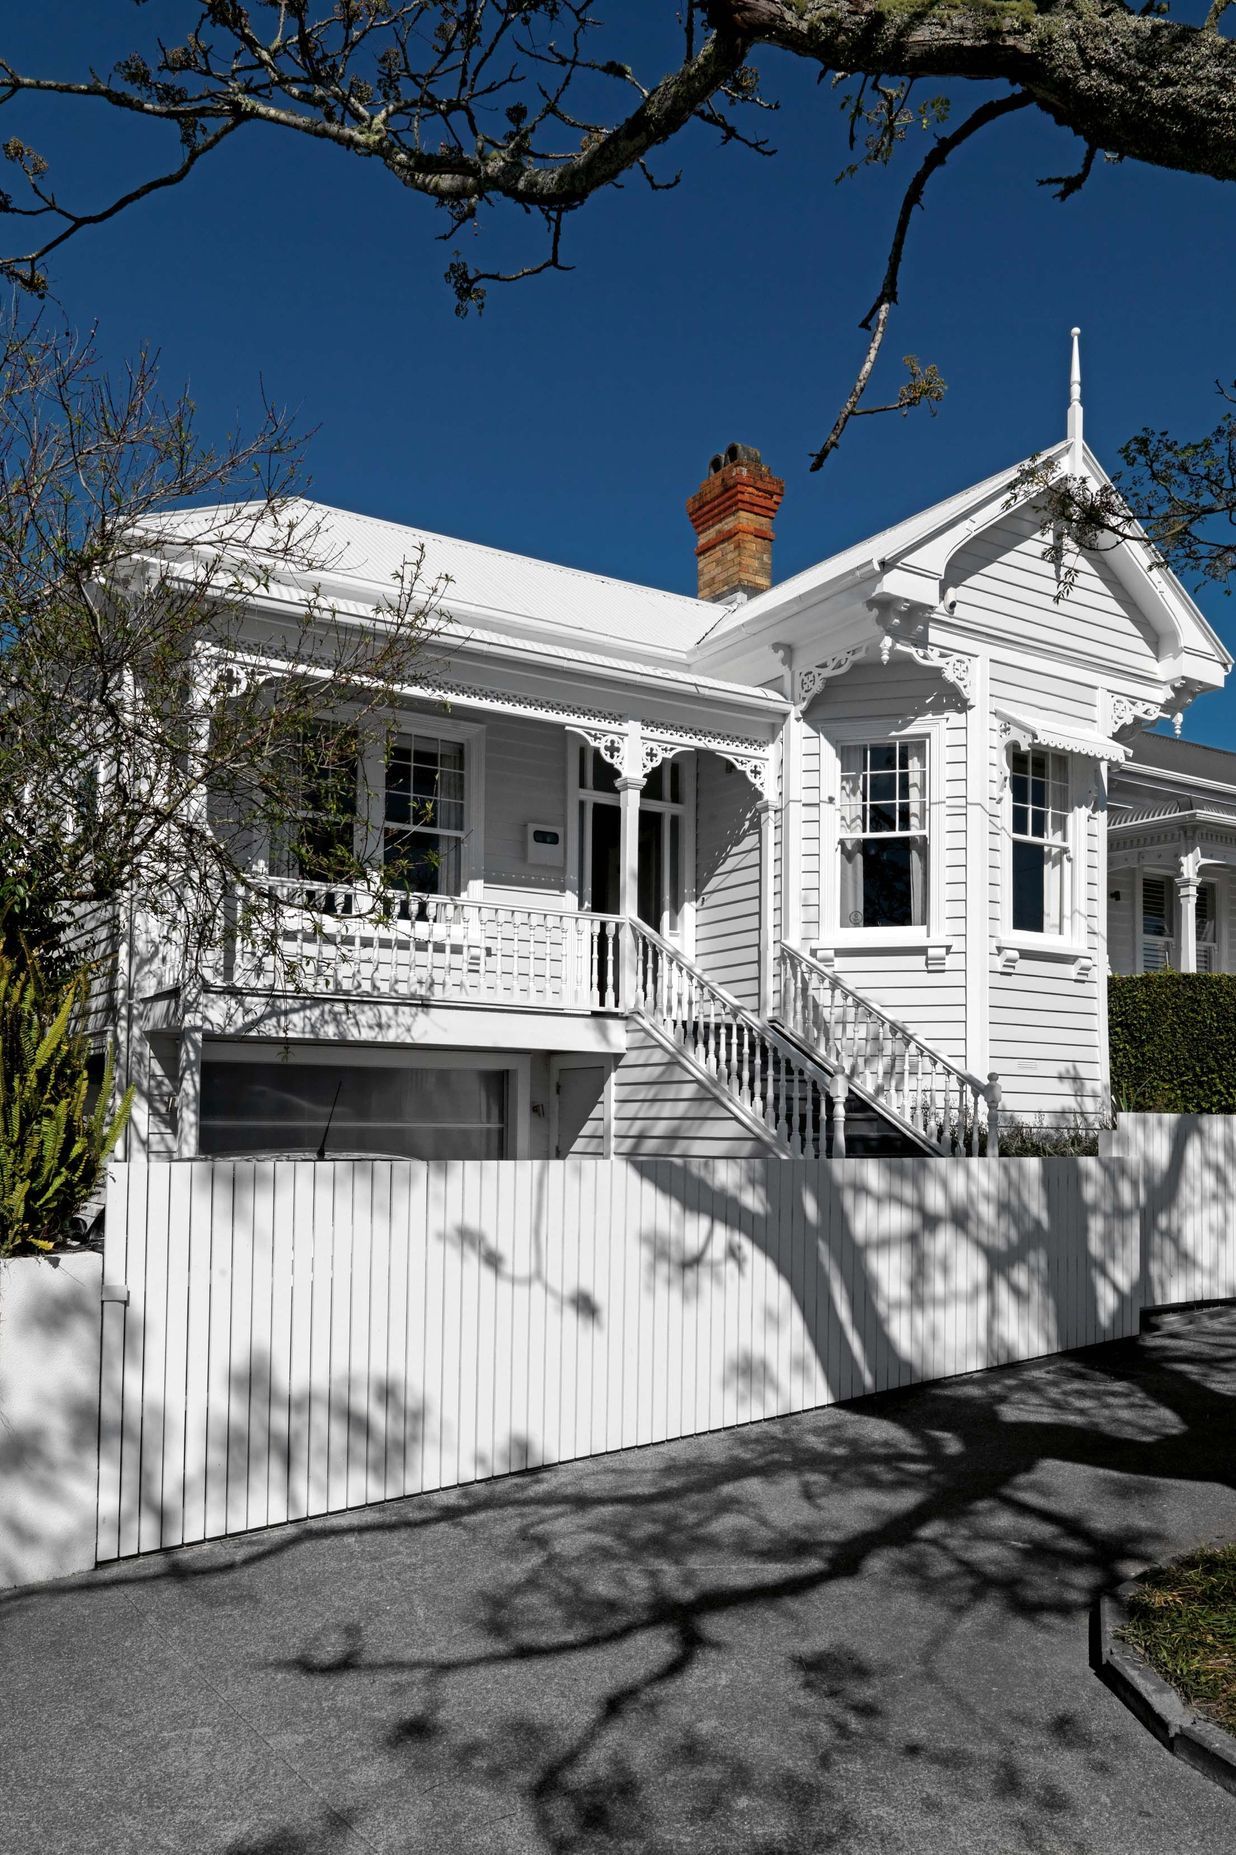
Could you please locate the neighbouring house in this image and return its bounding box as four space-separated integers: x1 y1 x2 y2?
105 339 1236 1164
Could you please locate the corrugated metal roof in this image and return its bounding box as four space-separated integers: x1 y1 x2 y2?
1126 731 1236 786
146 496 719 654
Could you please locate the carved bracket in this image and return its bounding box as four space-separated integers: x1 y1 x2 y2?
640 737 693 779
878 635 975 707
1107 692 1168 737
574 727 628 774
195 646 274 705
795 645 870 708
717 751 778 804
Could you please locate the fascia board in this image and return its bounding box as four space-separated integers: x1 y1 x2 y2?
1118 758 1236 803
690 566 883 674
194 579 789 719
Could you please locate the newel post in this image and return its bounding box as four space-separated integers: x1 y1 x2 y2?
829 1070 848 1160
985 1072 1002 1160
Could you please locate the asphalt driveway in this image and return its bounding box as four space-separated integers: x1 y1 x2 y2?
4 1307 1236 1855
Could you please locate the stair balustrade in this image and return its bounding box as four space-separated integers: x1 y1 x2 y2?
629 919 838 1157
776 943 1000 1157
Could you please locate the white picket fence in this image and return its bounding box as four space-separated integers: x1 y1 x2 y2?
1104 1113 1236 1308
97 1155 1146 1563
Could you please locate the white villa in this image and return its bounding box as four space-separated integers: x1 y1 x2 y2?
111 341 1236 1165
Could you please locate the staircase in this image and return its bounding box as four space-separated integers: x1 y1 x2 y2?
627 922 947 1158
775 944 1000 1157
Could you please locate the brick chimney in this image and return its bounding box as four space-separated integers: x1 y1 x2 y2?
686 442 785 603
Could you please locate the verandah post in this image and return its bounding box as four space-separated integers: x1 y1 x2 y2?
616 723 645 1008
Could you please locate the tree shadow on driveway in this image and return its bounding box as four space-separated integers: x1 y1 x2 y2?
231 1311 1236 1851
6 1309 1236 1855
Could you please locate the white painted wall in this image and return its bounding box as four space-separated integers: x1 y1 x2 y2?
0 1252 103 1588
694 752 760 1008
948 506 1163 680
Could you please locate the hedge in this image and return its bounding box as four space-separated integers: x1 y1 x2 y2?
1109 972 1236 1113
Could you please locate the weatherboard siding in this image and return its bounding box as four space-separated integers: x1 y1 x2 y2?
606 1020 774 1159
949 506 1162 680
481 712 572 902
695 751 760 1009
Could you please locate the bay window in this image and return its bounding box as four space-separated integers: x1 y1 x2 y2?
1009 748 1070 935
838 739 928 929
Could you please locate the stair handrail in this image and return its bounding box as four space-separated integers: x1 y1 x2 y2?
777 942 1001 1157
628 918 842 1158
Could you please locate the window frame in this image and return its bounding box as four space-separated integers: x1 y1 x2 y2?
198 1037 530 1158
1000 742 1085 952
359 713 486 900
819 717 946 948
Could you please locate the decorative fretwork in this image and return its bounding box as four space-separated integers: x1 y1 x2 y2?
575 728 627 772
795 645 870 708
642 717 773 756
1107 693 1168 736
716 752 778 803
640 738 692 778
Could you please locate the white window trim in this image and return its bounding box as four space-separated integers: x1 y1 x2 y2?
818 715 947 947
359 713 486 900
999 745 1088 957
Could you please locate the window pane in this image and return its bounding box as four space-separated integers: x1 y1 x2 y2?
1011 749 1068 846
383 734 465 894
669 759 683 805
667 814 681 934
838 737 928 927
1044 843 1068 936
384 829 460 895
839 746 864 835
200 1061 506 1159
1012 840 1044 933
862 838 915 928
590 749 619 795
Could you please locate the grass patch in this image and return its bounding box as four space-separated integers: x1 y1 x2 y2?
1120 1545 1236 1734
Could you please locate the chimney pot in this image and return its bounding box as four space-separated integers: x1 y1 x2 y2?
687 443 784 603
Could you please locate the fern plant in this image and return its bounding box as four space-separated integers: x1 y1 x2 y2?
0 956 133 1256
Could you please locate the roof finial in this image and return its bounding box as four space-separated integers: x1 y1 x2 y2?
1067 325 1083 474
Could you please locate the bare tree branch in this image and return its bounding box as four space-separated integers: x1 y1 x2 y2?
1 1 1235 298
809 90 1032 471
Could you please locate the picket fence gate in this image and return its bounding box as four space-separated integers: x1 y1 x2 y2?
97 1155 1148 1564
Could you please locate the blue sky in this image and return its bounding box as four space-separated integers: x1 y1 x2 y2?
5 10 1236 741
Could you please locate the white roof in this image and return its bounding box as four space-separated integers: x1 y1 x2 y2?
142 443 1229 690
145 496 718 656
